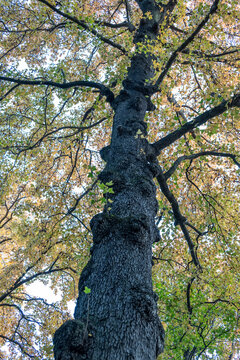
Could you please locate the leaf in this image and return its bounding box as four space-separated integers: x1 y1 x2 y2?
84 286 91 294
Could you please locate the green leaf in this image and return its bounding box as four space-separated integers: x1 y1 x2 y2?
84 286 91 294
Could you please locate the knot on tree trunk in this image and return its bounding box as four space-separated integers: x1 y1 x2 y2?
53 320 93 360
90 212 150 246
130 287 165 356
99 145 111 162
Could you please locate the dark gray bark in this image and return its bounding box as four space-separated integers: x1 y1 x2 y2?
53 1 169 359
54 87 165 359
54 85 164 356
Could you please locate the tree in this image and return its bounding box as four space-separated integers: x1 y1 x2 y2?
0 0 239 358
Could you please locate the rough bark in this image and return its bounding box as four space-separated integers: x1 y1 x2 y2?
54 91 164 360
53 1 175 359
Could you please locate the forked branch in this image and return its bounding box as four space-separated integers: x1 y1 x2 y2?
38 0 127 54
164 152 240 180
154 0 220 88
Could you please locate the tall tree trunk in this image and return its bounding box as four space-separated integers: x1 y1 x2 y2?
53 1 176 359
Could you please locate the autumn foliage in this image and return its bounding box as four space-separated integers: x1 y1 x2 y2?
0 0 239 359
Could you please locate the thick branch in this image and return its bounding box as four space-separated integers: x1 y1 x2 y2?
152 94 240 155
95 20 135 32
156 166 201 268
124 0 135 31
0 76 114 103
38 0 126 54
186 277 195 315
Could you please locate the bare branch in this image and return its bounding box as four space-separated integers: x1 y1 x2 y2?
182 47 240 59
7 117 107 153
156 165 201 268
37 0 127 54
0 246 74 303
202 298 238 307
0 75 115 103
0 188 25 229
152 94 240 156
0 33 26 61
186 277 195 315
66 180 98 216
164 151 240 180
95 19 135 32
0 21 68 34
0 84 20 101
167 92 188 122
0 335 35 358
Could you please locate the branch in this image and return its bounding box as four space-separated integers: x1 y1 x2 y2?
124 0 135 32
0 20 68 34
167 92 188 122
186 277 195 315
0 188 25 229
164 151 240 180
0 33 26 61
156 165 201 268
0 335 35 358
0 268 63 303
0 303 25 318
202 298 238 307
10 294 63 308
37 0 127 54
5 117 107 153
0 249 72 303
154 0 220 88
95 19 135 32
184 347 197 360
182 47 240 59
0 75 115 103
0 84 20 101
66 180 98 216
152 94 240 155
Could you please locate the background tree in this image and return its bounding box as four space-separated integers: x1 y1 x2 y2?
0 0 239 359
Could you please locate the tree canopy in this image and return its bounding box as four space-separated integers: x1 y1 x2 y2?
0 0 239 359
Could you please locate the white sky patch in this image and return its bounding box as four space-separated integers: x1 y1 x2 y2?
67 300 76 316
27 280 62 302
53 92 60 107
27 280 76 316
17 58 28 71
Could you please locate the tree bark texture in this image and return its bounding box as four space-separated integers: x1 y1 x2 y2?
53 1 174 359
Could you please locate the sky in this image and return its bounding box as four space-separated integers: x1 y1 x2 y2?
27 280 76 316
